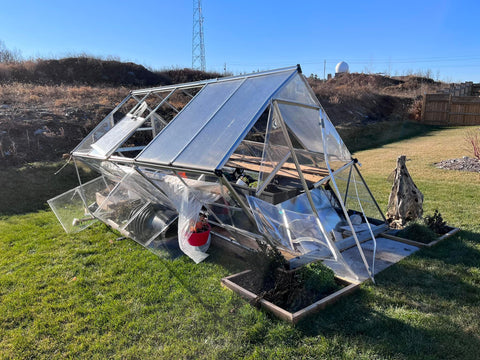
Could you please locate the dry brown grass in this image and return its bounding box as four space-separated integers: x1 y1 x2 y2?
0 82 128 110
307 73 446 125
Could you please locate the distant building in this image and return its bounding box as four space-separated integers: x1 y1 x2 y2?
335 61 349 76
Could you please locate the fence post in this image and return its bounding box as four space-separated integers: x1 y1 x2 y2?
421 94 427 123
446 95 452 125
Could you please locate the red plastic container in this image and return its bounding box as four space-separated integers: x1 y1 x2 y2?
187 224 211 246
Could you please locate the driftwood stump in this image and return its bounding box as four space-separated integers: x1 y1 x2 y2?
386 155 424 228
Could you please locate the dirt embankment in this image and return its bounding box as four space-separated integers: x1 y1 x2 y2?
308 73 443 127
0 58 445 167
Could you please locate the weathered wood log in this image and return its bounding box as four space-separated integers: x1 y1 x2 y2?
386 155 424 228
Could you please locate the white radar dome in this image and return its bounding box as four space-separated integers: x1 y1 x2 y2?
335 61 349 74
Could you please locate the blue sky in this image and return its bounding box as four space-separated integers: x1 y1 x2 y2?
1 0 479 82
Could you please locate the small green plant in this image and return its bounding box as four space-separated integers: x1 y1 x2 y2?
298 261 338 294
397 210 449 243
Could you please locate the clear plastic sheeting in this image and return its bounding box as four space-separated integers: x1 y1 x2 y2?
48 176 115 233
76 158 130 183
148 172 223 263
247 188 342 256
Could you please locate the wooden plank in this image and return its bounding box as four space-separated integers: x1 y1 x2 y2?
291 282 360 324
228 153 330 177
226 156 328 183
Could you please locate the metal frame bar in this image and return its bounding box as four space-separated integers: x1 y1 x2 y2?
312 160 355 189
143 89 176 125
151 92 180 114
343 165 354 207
273 98 320 111
319 108 373 281
273 100 341 262
255 150 291 196
131 66 298 96
353 163 387 223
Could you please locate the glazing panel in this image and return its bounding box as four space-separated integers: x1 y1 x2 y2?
277 102 324 153
93 171 177 245
90 114 147 157
137 79 244 165
321 110 351 163
48 176 114 233
275 73 318 106
74 114 115 155
258 105 295 191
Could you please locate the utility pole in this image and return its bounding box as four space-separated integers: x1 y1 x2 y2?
323 59 326 82
192 0 206 71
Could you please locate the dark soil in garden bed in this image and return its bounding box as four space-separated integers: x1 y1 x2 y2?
435 157 480 173
231 267 342 313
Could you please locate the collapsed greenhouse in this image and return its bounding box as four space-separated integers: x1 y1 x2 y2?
48 65 394 283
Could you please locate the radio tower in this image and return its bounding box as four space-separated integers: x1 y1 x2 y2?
192 0 206 71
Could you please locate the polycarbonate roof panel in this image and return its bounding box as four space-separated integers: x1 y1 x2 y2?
277 103 324 153
90 114 146 157
137 68 297 171
278 103 351 161
322 112 351 162
136 79 243 166
275 73 318 106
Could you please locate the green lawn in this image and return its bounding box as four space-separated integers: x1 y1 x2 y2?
1 126 479 359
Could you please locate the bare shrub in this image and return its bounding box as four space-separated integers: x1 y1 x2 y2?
409 98 423 121
464 128 480 160
0 40 22 64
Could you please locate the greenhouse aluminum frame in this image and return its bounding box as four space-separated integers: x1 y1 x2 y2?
48 65 387 282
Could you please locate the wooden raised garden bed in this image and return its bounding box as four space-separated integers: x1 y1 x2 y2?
381 225 460 248
221 269 360 324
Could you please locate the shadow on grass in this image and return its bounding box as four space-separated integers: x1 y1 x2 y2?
418 230 480 268
339 121 445 153
294 231 480 358
298 291 480 359
0 161 96 217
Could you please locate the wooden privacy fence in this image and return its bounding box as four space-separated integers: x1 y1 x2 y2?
421 94 480 125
